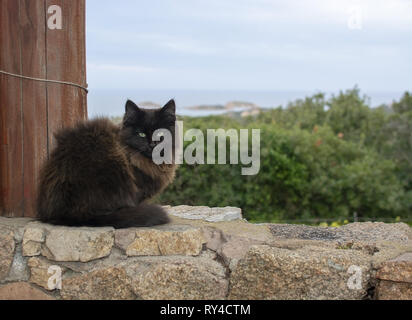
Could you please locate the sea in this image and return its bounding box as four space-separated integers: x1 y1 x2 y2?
87 89 406 118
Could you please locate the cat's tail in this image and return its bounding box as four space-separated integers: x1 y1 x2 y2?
85 203 171 228
41 203 171 228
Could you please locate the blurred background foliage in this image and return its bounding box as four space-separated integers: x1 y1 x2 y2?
151 88 412 225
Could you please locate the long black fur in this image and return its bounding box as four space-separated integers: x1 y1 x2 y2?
44 205 170 229
36 99 177 228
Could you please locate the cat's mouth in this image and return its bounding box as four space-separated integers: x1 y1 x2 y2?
141 149 155 160
142 148 169 163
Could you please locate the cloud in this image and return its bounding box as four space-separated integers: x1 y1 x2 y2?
172 0 412 28
85 0 412 91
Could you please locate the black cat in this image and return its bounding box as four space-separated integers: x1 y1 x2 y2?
36 99 177 228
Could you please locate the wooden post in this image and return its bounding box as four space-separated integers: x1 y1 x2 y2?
0 0 87 217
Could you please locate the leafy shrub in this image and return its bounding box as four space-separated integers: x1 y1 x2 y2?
154 89 411 223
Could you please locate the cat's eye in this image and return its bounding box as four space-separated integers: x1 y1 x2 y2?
138 132 146 138
156 131 165 137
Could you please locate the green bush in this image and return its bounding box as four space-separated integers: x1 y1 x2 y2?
155 89 411 223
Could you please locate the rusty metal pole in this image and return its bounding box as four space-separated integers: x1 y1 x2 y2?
0 0 87 217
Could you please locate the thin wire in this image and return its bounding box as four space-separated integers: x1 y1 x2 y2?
0 69 88 93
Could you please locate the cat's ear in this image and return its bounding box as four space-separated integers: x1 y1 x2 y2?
161 99 176 115
125 99 140 115
124 100 142 124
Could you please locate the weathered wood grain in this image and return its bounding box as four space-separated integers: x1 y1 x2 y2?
0 0 87 217
21 0 48 217
0 0 24 217
46 0 88 151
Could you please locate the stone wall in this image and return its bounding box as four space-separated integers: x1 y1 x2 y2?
0 206 411 300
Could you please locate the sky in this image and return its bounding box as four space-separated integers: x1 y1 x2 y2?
85 0 412 94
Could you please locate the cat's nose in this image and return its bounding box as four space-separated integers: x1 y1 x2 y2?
150 141 156 148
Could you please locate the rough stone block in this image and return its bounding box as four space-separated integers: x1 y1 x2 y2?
167 205 242 222
22 226 45 257
270 222 412 243
0 282 54 300
125 225 205 257
61 267 135 300
229 245 372 300
125 256 228 300
42 225 114 262
0 225 15 280
28 257 66 290
376 280 412 300
376 253 412 283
